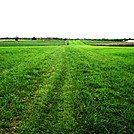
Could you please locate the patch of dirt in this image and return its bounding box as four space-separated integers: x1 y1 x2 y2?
6 118 21 134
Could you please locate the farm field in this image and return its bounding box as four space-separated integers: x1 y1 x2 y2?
82 40 134 46
0 40 134 134
0 39 65 46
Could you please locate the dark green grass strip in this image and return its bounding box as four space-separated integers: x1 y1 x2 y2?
82 40 134 46
0 40 65 46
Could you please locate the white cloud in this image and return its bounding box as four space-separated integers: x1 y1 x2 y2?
0 0 134 38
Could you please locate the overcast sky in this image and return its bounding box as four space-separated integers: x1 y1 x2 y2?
0 0 134 39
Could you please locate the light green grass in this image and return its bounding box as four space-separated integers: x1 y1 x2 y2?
0 40 134 133
82 40 134 46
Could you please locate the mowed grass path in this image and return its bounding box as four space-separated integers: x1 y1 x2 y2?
0 40 134 133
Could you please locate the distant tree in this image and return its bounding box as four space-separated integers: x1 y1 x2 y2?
32 37 37 40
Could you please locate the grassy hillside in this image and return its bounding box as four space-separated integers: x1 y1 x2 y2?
0 40 134 133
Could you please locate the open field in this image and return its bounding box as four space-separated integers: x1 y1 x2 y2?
0 40 65 46
0 40 134 133
82 40 134 46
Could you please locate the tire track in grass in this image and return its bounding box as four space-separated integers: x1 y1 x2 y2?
48 46 90 133
65 46 103 133
0 46 62 133
64 46 93 133
69 40 86 46
36 48 69 133
63 47 93 133
48 46 80 133
67 45 111 133
17 47 65 133
69 40 134 133
77 40 86 45
67 43 112 133
18 46 79 133
65 45 125 133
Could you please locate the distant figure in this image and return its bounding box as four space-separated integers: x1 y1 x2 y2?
15 37 19 41
67 42 69 45
32 37 37 40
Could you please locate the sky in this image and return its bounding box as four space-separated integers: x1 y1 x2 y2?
0 0 134 39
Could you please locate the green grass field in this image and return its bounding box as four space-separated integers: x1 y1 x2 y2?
82 40 134 46
0 40 65 46
0 40 134 134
